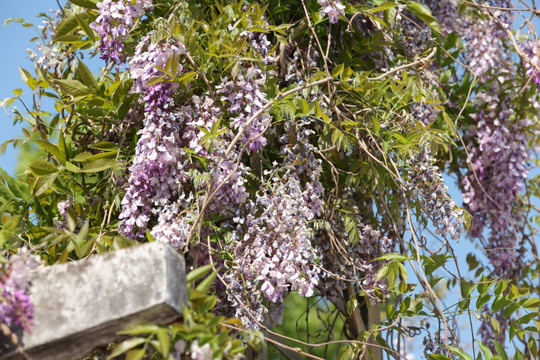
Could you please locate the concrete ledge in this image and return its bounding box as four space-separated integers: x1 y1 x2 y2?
0 242 187 360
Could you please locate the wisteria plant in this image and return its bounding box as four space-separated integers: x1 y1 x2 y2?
1 0 540 359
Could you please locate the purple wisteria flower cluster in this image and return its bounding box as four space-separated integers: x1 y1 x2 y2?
118 11 276 252
407 146 463 241
317 0 345 24
238 28 273 65
522 41 540 85
216 67 271 152
0 250 41 332
429 0 462 36
117 22 274 258
463 18 509 81
129 34 186 110
233 175 321 303
461 91 530 275
222 267 266 330
118 95 228 246
90 0 153 63
221 120 324 328
118 100 190 241
442 0 534 346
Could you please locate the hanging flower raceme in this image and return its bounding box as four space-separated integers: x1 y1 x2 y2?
0 250 42 332
407 146 464 241
90 0 154 63
236 175 321 303
461 91 530 276
522 40 540 85
129 34 186 111
216 67 271 152
118 101 190 239
222 121 323 328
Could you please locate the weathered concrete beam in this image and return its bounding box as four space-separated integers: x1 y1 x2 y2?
0 242 187 360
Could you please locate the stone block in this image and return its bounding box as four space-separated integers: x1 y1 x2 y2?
0 242 187 360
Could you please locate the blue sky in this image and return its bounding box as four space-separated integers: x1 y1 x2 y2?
0 0 62 175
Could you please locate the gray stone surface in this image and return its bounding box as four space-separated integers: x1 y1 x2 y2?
0 242 187 360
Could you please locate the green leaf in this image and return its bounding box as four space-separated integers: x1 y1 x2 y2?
107 337 147 359
156 329 170 357
503 302 520 318
54 34 83 43
461 208 473 232
520 297 540 309
494 280 508 297
392 133 407 144
75 13 95 38
490 316 500 337
300 98 310 115
515 312 538 325
369 1 398 13
373 118 380 133
0 168 30 199
84 151 118 162
477 342 493 360
406 1 442 34
33 173 58 196
69 0 98 9
55 79 92 97
187 264 214 284
512 348 524 360
0 178 15 201
423 254 450 275
125 349 145 360
491 297 511 312
19 67 37 90
89 141 119 151
189 289 208 301
0 96 18 109
80 159 119 173
448 346 473 360
72 152 93 162
374 253 409 261
77 60 98 92
508 284 528 300
427 355 450 360
196 269 218 293
477 275 494 295
144 75 166 87
460 281 477 298
28 160 59 176
397 262 408 283
476 294 491 309
491 339 508 360
332 63 344 78
374 262 390 282
175 71 197 84
466 253 479 271
117 322 160 335
443 32 460 50
53 15 79 42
